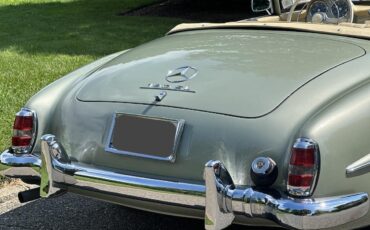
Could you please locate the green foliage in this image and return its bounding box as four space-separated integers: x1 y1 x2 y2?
0 163 9 171
0 0 183 151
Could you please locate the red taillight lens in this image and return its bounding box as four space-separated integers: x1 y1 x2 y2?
13 116 34 130
12 136 33 147
289 148 315 167
288 174 314 187
287 138 319 197
11 108 36 154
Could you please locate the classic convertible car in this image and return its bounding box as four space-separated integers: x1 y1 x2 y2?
1 0 370 229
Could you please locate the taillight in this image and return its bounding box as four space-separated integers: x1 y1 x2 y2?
287 138 319 197
12 108 37 154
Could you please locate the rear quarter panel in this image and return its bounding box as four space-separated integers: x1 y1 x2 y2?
302 81 370 197
25 51 128 154
298 67 370 229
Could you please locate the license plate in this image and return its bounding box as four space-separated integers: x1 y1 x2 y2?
105 113 185 162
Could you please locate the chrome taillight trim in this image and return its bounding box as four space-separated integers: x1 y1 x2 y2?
287 137 320 197
12 108 38 155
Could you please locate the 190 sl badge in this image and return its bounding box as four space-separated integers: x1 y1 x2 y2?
140 66 197 93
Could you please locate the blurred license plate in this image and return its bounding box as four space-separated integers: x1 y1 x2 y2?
106 113 185 162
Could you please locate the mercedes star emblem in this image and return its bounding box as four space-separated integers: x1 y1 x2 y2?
166 66 198 83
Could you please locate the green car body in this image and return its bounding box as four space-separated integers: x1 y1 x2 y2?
2 1 370 229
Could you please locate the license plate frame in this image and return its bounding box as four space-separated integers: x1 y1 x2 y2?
105 113 185 162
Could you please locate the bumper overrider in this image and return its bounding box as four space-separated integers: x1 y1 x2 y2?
1 134 369 230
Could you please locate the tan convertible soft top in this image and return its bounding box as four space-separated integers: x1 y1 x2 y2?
168 22 370 39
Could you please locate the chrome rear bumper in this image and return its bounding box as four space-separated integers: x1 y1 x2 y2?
1 134 369 230
0 150 41 167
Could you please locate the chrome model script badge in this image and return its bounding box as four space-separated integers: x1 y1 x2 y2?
166 66 198 83
140 66 197 93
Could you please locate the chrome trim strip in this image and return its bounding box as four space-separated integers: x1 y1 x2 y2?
104 113 185 163
140 86 196 93
346 153 370 176
34 134 369 230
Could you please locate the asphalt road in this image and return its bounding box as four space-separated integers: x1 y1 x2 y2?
0 192 277 230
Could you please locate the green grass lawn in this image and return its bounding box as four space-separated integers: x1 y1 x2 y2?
0 0 184 151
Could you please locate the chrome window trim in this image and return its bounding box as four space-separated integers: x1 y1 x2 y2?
104 113 185 163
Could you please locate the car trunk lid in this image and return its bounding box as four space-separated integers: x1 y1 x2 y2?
76 30 365 118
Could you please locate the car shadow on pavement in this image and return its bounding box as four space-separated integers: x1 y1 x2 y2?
0 193 276 230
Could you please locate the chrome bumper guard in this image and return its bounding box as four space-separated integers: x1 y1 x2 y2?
1 134 369 230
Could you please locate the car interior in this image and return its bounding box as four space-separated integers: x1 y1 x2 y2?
254 0 370 26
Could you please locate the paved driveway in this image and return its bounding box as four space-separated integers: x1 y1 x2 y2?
0 192 278 230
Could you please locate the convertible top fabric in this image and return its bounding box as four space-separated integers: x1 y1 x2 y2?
168 22 370 39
